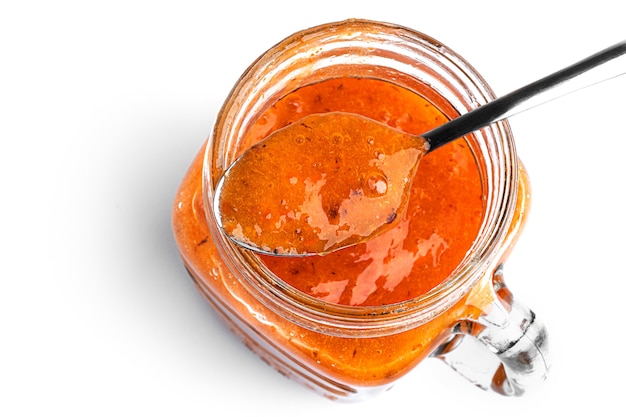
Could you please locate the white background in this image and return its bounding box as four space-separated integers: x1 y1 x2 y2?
2 1 625 415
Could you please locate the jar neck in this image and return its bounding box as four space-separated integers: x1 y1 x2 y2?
203 19 518 337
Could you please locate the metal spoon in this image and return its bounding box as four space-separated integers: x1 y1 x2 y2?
214 40 626 257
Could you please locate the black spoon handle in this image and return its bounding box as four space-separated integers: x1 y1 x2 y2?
422 40 626 151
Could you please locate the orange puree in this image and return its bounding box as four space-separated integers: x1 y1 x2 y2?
248 78 484 306
172 77 493 396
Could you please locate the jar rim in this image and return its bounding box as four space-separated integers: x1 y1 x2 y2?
203 19 518 336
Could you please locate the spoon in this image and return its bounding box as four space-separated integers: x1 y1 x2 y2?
214 40 626 257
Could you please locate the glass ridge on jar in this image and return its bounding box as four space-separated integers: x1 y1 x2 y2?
172 19 550 401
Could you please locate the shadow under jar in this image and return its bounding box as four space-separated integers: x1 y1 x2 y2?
172 19 550 402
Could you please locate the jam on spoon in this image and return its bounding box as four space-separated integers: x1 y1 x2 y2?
215 112 429 255
214 41 626 256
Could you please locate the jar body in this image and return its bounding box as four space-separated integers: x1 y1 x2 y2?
173 148 529 400
172 19 540 401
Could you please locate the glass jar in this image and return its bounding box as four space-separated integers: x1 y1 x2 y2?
172 19 550 401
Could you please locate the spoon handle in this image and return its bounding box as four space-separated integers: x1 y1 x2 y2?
423 40 626 151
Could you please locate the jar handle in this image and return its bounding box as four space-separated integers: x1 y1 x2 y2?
431 265 550 395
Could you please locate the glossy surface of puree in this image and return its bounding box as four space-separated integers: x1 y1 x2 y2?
240 78 485 306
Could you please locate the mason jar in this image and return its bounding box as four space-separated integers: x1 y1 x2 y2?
172 19 549 402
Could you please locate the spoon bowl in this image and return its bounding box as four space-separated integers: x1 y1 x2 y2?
214 112 429 255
